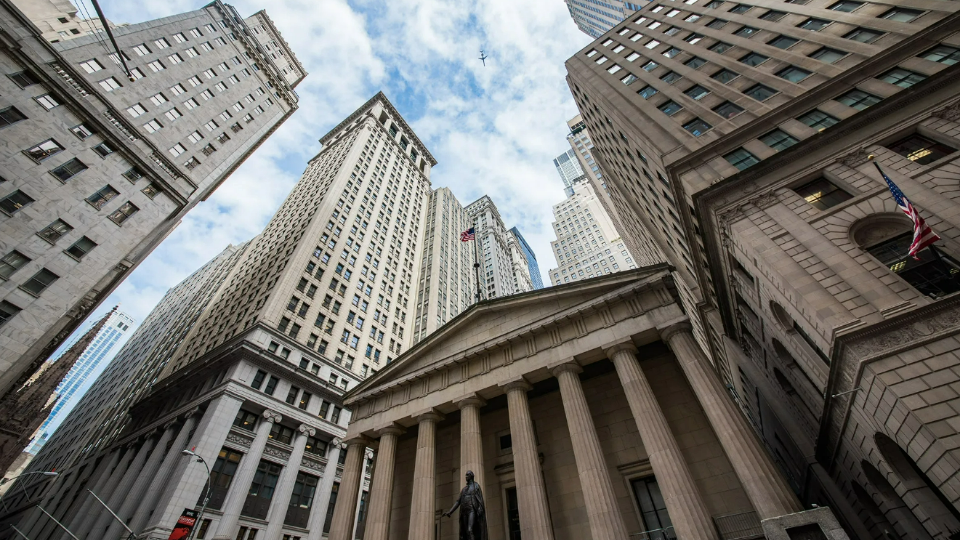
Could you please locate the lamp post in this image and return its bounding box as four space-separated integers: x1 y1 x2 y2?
0 471 58 513
181 450 212 540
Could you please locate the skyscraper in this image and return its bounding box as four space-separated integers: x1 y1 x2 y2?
9 0 110 44
566 2 960 536
547 180 638 285
566 115 603 185
28 309 135 454
0 0 305 407
564 0 647 39
553 148 586 197
465 195 534 299
509 227 543 289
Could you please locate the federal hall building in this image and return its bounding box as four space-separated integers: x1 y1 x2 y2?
325 266 847 540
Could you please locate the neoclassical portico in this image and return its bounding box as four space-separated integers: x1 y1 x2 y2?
328 266 842 540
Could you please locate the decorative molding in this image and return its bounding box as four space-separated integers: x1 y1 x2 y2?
932 101 960 122
838 148 871 168
301 457 324 472
225 432 253 448
297 424 317 437
263 445 291 461
842 301 960 362
749 191 780 210
262 409 282 424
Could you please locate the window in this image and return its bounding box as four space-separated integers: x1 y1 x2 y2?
879 68 926 88
25 139 64 162
829 0 862 11
768 35 798 49
234 409 258 430
290 473 318 509
683 118 712 136
79 58 104 73
645 39 661 49
684 84 709 100
714 101 744 119
920 45 960 66
169 143 187 157
607 64 622 74
168 53 184 65
123 167 144 182
285 386 300 405
126 103 146 117
0 251 30 279
93 143 114 158
188 131 204 144
149 93 169 107
132 43 150 56
173 32 187 43
777 66 811 82
50 158 87 182
251 370 267 389
35 94 60 110
65 236 97 260
663 47 681 59
792 177 852 209
709 41 731 54
760 9 786 21
147 60 165 72
264 375 279 395
711 68 739 83
0 107 27 128
729 3 750 13
707 18 728 29
269 424 295 445
189 75 202 87
641 60 658 72
739 52 767 66
621 73 638 86
200 89 214 100
685 56 706 69
249 460 282 500
659 101 682 116
204 120 219 132
844 28 883 43
86 185 119 209
185 47 199 58
684 33 704 45
864 232 960 298
886 135 956 165
142 183 161 198
164 108 183 122
638 85 658 99
0 191 34 214
724 148 759 170
37 219 73 243
797 109 839 130
129 68 145 80
836 89 881 110
9 71 39 88
155 37 170 49
632 477 674 537
21 268 59 296
733 26 759 37
881 7 922 22
143 119 163 133
810 47 846 64
661 71 682 84
760 129 798 151
0 301 21 326
798 18 829 31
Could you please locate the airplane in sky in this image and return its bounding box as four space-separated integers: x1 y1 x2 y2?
479 49 488 66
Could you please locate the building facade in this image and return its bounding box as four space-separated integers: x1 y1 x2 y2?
547 180 638 285
566 114 603 186
565 1 960 538
509 227 543 290
0 0 304 410
565 0 647 39
327 267 849 540
9 0 111 45
28 308 135 454
465 196 534 300
552 148 586 197
413 187 476 344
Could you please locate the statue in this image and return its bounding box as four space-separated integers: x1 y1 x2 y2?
442 470 488 540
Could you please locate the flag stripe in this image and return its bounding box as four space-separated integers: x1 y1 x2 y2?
460 227 475 242
874 162 939 258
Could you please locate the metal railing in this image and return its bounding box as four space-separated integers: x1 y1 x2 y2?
628 526 677 539
714 511 764 540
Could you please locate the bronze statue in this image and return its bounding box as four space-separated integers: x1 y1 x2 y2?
442 471 487 540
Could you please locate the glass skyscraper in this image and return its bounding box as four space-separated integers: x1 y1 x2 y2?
510 227 543 290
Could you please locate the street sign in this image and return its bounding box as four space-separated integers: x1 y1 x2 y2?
166 508 199 540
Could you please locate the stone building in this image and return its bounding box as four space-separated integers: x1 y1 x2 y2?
465 196 534 300
564 0 960 537
0 0 304 409
10 0 112 45
326 266 848 540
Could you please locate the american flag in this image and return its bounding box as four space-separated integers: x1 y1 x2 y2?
460 227 475 242
874 161 939 258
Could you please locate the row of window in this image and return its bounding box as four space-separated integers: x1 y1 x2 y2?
248 369 346 419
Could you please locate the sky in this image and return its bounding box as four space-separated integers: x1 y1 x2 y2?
55 0 593 395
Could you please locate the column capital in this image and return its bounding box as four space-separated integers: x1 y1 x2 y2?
549 361 583 377
297 424 317 437
376 423 406 438
658 321 693 343
499 376 532 394
183 406 202 420
455 393 487 410
603 339 638 357
162 419 180 431
342 435 372 448
262 409 283 424
413 408 444 424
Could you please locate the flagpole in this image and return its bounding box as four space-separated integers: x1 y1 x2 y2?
868 154 940 259
473 231 482 303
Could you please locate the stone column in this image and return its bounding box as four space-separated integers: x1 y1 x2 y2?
212 409 282 540
551 362 630 540
408 410 443 540
327 438 369 540
606 342 719 539
263 424 316 540
105 423 178 539
89 435 158 538
456 394 487 498
128 410 200 534
62 449 122 540
661 323 802 519
501 379 555 540
306 439 342 540
365 425 404 540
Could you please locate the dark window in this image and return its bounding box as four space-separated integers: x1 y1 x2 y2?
797 109 839 130
65 236 97 260
86 185 119 209
264 375 279 395
93 143 115 157
777 66 811 83
305 436 327 457
24 139 63 162
37 219 73 243
122 167 144 182
768 35 798 49
108 202 138 225
739 52 767 66
51 158 88 182
760 9 786 20
210 449 242 490
792 177 853 210
0 251 30 279
8 71 39 88
880 7 923 22
251 369 267 389
663 47 681 58
683 118 712 137
319 400 330 419
733 26 759 37
660 71 682 84
331 406 342 424
0 107 27 128
707 18 728 29
632 477 676 538
920 45 960 66
797 18 830 30
744 84 777 101
233 409 258 430
711 68 739 83
760 129 798 151
714 101 744 119
0 190 34 215
289 473 318 508
299 392 311 410
684 56 706 69
248 460 282 499
724 148 759 170
285 386 300 405
684 85 709 100
879 68 926 88
867 234 960 298
196 520 211 539
886 135 956 165
828 0 862 11
323 483 339 534
0 301 21 327
21 268 59 296
269 423 294 445
659 101 682 116
836 89 881 110
729 3 750 13
844 27 883 43
709 41 732 54
638 85 658 99
810 47 846 63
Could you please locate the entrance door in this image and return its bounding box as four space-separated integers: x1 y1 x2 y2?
631 477 677 539
506 487 521 539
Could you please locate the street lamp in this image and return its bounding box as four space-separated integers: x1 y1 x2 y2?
182 450 212 540
0 471 58 512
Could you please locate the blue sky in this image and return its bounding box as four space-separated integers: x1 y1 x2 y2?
61 0 592 389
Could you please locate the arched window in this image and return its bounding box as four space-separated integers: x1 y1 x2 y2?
860 460 933 539
851 481 899 539
852 214 960 298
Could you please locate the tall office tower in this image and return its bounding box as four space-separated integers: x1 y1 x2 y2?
27 308 135 454
510 227 544 289
553 148 587 197
567 2 960 536
565 0 647 39
566 114 604 183
547 180 638 285
10 0 111 44
0 0 305 410
466 195 534 299
412 187 476 343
